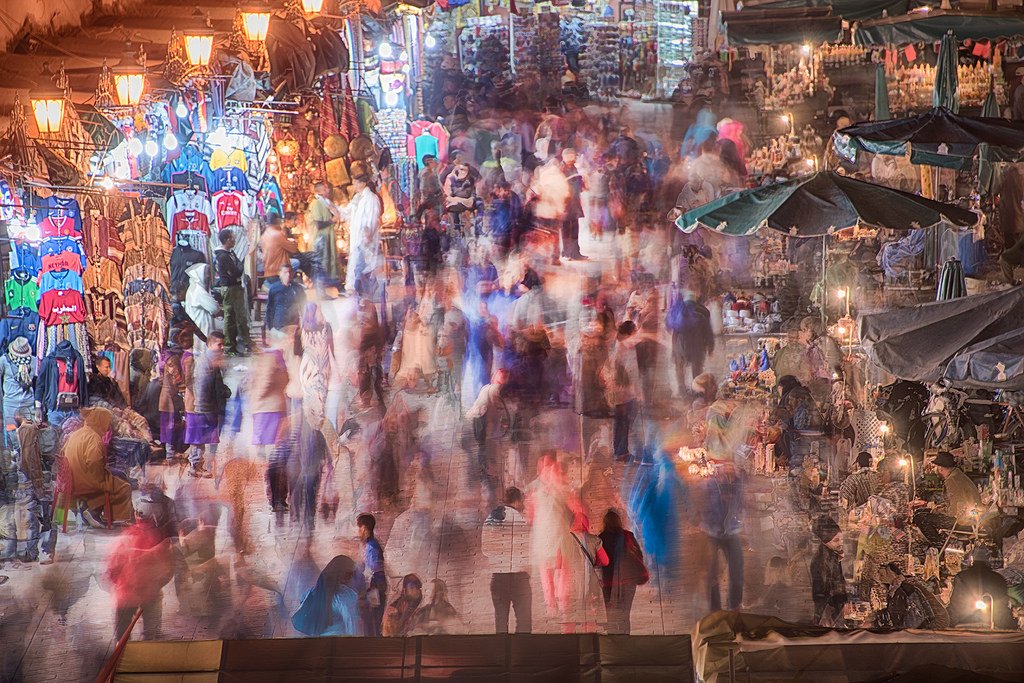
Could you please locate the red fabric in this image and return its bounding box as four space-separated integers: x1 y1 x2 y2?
105 521 175 605
171 209 212 237
40 253 84 276
339 80 361 142
40 216 82 239
215 192 243 228
55 359 77 394
38 289 86 325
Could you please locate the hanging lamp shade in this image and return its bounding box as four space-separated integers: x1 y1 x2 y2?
183 7 216 67
241 2 271 42
112 42 146 106
30 64 65 134
301 0 324 15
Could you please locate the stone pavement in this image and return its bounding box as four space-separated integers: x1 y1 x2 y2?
0 230 819 682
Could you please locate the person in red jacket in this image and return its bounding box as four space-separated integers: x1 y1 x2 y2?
104 517 175 640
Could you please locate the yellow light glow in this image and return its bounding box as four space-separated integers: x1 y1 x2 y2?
184 33 214 67
115 72 145 106
301 0 324 14
32 98 64 134
898 458 907 467
837 289 847 298
242 11 270 42
781 115 790 124
880 424 889 433
976 600 988 610
837 326 847 335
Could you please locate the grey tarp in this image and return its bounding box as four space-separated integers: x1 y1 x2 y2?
692 611 1024 683
942 327 1024 391
858 286 1024 383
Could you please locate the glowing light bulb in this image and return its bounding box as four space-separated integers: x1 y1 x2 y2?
880 424 890 434
976 600 988 610
781 115 790 124
115 165 129 179
384 91 399 107
23 225 40 242
425 35 436 49
164 131 179 151
128 137 143 156
100 176 114 191
379 42 393 59
837 289 847 298
898 458 908 467
837 326 846 335
402 63 411 74
145 139 159 157
802 44 811 54
176 101 188 117
399 49 409 62
806 159 815 167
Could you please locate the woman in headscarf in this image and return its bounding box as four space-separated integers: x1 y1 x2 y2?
0 336 37 446
184 264 218 355
64 407 134 526
296 302 333 421
598 509 647 634
382 574 424 637
292 554 363 636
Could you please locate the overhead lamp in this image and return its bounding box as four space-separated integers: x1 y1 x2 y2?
301 0 324 14
183 7 216 67
112 42 146 107
164 131 179 151
240 2 271 43
379 42 394 59
29 64 65 135
424 35 437 49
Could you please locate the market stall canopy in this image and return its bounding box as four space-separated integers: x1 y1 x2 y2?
737 0 911 22
855 9 1024 45
676 171 976 236
859 286 1024 383
943 326 1024 390
721 8 842 46
834 106 1024 169
692 611 1024 683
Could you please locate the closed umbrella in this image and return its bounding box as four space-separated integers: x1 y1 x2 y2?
875 64 890 121
934 30 959 113
981 90 999 118
936 257 966 301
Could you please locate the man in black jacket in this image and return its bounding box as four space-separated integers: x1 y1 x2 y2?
215 229 251 355
266 263 306 333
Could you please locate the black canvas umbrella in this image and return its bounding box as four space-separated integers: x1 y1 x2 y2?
834 106 1024 169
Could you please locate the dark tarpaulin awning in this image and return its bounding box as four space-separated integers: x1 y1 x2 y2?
721 8 842 46
855 10 1024 46
834 106 1024 169
859 286 1024 383
943 327 1024 391
676 171 976 236
737 0 909 22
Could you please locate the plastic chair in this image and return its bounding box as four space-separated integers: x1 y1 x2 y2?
52 457 112 532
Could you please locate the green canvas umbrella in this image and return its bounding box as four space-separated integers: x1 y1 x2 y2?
934 30 959 113
676 171 976 237
981 90 999 118
875 64 890 121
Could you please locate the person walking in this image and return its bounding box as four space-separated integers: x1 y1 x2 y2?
700 464 745 613
186 331 229 479
482 487 532 634
667 288 715 396
555 508 608 633
598 509 648 634
104 516 175 640
357 513 387 636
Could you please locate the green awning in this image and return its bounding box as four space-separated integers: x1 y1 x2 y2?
855 10 1024 46
736 0 909 22
721 8 842 46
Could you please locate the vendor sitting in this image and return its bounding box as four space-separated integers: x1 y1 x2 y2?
839 451 879 510
913 451 983 546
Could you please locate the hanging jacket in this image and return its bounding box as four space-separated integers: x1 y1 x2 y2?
35 340 87 412
266 15 316 94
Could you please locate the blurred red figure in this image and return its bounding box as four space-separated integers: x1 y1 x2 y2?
104 517 175 640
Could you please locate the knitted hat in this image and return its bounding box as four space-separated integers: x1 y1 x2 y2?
9 336 30 357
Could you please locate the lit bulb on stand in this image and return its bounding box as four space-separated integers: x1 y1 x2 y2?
399 49 409 62
176 101 188 118
128 137 143 156
100 176 115 190
425 35 436 49
145 139 159 157
379 42 393 59
384 91 399 107
164 131 179 151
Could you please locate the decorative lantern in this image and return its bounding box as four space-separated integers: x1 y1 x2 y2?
301 0 324 15
240 2 271 42
183 7 216 67
30 64 64 135
112 42 146 107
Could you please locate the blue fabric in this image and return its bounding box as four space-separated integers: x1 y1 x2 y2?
10 241 40 275
38 237 86 263
878 227 928 278
212 167 250 194
958 233 988 276
0 308 40 353
414 134 440 168
38 270 84 294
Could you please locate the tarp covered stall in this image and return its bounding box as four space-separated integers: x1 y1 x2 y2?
859 286 1024 384
113 634 696 682
735 0 910 22
691 611 1024 683
835 107 1024 170
942 326 1024 391
720 8 842 46
855 10 1024 46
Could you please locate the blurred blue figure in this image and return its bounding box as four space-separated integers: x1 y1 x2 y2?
681 109 718 160
700 463 745 612
625 422 687 586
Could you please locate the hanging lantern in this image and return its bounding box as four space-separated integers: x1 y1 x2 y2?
240 2 271 42
183 7 216 67
29 64 65 135
301 0 324 15
112 42 146 106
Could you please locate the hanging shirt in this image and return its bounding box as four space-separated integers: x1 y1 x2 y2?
10 241 40 275
39 214 83 239
0 307 40 353
39 269 84 295
171 209 213 237
5 271 39 311
55 358 78 394
166 188 216 233
0 179 23 222
212 166 250 194
38 195 83 236
209 148 248 173
213 190 247 228
40 250 86 276
38 288 87 325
